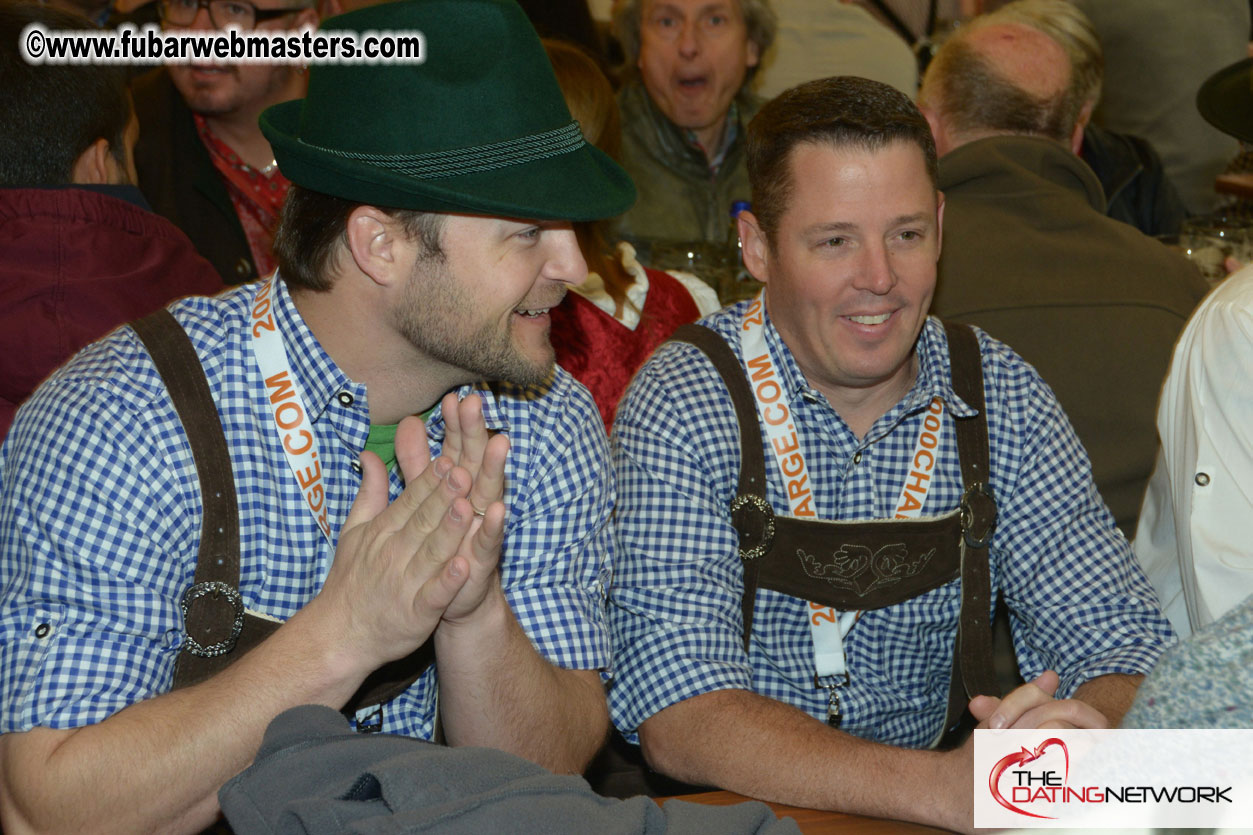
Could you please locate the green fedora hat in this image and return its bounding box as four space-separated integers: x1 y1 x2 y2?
260 0 635 221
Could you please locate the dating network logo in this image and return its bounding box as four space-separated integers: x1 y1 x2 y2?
987 735 1232 820
989 737 1092 819
976 729 1245 829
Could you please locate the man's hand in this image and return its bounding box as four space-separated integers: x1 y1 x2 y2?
402 393 509 624
302 409 486 679
969 670 1112 730
413 394 606 771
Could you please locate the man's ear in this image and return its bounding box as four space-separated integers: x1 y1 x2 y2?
1070 100 1094 155
918 102 952 158
745 36 760 69
345 206 404 287
70 138 114 185
738 209 770 283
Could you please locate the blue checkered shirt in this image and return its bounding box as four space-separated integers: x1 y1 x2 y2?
1 277 613 737
609 302 1174 748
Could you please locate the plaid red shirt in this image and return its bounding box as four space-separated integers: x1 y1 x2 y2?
195 114 289 277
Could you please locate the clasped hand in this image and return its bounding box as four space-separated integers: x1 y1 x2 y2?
946 671 1111 833
312 392 510 676
970 670 1109 731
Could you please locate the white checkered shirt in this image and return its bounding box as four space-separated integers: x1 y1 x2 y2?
1 276 613 738
609 301 1174 748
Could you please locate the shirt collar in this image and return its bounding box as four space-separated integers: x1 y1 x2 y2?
572 241 650 329
912 317 979 419
755 301 816 403
268 273 359 423
683 99 740 173
627 81 744 175
420 381 511 444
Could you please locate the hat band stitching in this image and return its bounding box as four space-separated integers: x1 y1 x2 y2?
298 121 587 180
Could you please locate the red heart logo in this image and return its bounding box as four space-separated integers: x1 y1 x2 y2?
988 738 1070 819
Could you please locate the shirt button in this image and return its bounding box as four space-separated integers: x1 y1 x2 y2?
337 391 354 407
350 459 363 475
853 451 863 465
1195 472 1211 487
35 623 52 639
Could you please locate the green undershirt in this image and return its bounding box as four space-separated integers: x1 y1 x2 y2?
363 423 399 472
363 407 436 473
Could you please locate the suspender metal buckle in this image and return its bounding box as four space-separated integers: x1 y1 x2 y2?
730 493 776 561
959 482 997 548
180 580 245 657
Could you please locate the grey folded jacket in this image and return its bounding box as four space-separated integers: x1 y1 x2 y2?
219 705 799 835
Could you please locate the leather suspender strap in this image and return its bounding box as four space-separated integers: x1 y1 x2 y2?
131 309 260 689
943 321 1000 727
670 324 770 651
669 321 1001 735
133 310 436 715
134 312 252 833
670 326 767 503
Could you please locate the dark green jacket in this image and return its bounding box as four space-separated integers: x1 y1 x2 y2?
614 81 758 249
932 136 1209 537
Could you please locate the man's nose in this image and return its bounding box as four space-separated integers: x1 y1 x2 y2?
544 227 588 287
188 2 214 30
677 20 700 58
853 243 897 295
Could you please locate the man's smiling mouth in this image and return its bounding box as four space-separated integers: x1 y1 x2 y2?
846 313 891 325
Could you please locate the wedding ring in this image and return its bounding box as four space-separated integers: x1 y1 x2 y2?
470 503 487 517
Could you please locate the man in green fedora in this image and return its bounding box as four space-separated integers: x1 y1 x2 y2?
0 1 635 831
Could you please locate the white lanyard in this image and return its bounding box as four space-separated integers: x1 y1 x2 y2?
893 395 945 519
247 278 334 545
738 292 943 679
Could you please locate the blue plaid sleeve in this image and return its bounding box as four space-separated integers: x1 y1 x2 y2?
608 341 757 739
0 341 197 733
493 371 614 672
976 334 1176 697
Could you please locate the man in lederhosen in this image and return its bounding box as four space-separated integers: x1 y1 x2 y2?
608 76 1174 830
0 1 634 831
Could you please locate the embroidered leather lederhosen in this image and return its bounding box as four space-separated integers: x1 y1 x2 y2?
130 310 432 719
669 321 1000 741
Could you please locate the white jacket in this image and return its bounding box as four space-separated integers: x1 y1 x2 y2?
1135 265 1253 637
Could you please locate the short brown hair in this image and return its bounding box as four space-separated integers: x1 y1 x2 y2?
0 3 132 185
746 76 938 246
274 186 445 292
